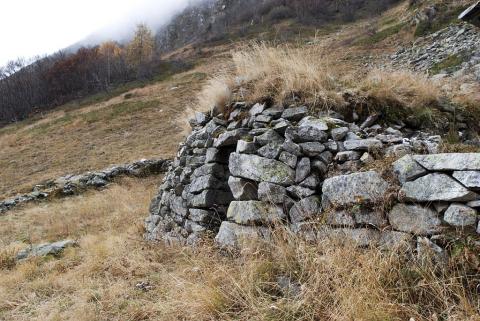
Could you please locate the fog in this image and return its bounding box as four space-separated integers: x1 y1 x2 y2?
76 0 207 48
0 0 207 67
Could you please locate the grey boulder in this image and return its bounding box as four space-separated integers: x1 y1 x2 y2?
227 201 286 225
443 204 478 227
229 153 295 186
388 204 443 235
413 153 480 171
401 173 478 202
322 171 389 207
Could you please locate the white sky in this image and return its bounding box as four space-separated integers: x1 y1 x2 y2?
0 0 192 67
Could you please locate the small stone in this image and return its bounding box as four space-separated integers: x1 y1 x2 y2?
258 182 287 204
360 153 374 164
335 151 361 163
258 143 282 159
262 106 284 118
249 103 265 117
296 157 311 183
189 175 225 194
289 196 322 223
189 209 215 223
287 185 316 199
192 163 225 179
452 171 480 189
285 126 328 143
299 174 320 189
279 152 298 168
299 142 325 156
188 190 233 207
344 139 382 151
282 140 302 156
214 129 250 148
326 211 355 227
298 116 328 131
273 119 290 134
255 115 272 123
236 140 257 154
392 155 428 184
467 200 480 208
228 176 258 201
443 204 478 227
254 129 284 146
317 151 333 164
282 106 308 121
331 127 349 141
353 210 387 228
360 114 380 129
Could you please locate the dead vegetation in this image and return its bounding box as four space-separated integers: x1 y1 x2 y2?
197 42 464 127
0 177 479 320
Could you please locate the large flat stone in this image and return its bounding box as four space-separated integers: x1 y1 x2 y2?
322 171 389 207
227 201 286 225
452 171 480 189
388 204 443 236
401 173 478 202
214 129 250 148
343 139 382 151
281 106 308 121
229 153 295 186
413 153 480 171
298 116 328 131
215 221 270 248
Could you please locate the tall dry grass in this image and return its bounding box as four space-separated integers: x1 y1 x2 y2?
196 43 454 122
1 177 479 320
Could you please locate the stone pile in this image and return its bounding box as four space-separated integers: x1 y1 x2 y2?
145 103 479 254
391 23 480 80
0 158 171 214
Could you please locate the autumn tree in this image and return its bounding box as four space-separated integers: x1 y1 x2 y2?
99 41 123 86
126 24 156 78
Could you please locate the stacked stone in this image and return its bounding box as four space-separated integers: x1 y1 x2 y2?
146 102 464 249
145 112 236 245
0 158 170 215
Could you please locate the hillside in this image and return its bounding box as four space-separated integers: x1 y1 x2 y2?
1 1 480 320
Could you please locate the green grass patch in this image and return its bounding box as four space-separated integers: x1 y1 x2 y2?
356 22 407 46
430 54 464 75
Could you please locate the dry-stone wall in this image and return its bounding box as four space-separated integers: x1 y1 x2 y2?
145 103 479 254
0 159 170 214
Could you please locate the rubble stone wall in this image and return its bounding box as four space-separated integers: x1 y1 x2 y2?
145 103 479 254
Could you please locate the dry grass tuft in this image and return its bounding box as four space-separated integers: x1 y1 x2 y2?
197 43 347 112
360 69 441 110
196 43 450 125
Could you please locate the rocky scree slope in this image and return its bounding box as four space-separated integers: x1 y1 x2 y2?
145 103 480 257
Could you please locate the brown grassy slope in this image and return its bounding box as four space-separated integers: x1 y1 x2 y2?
1 177 479 321
0 69 211 198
